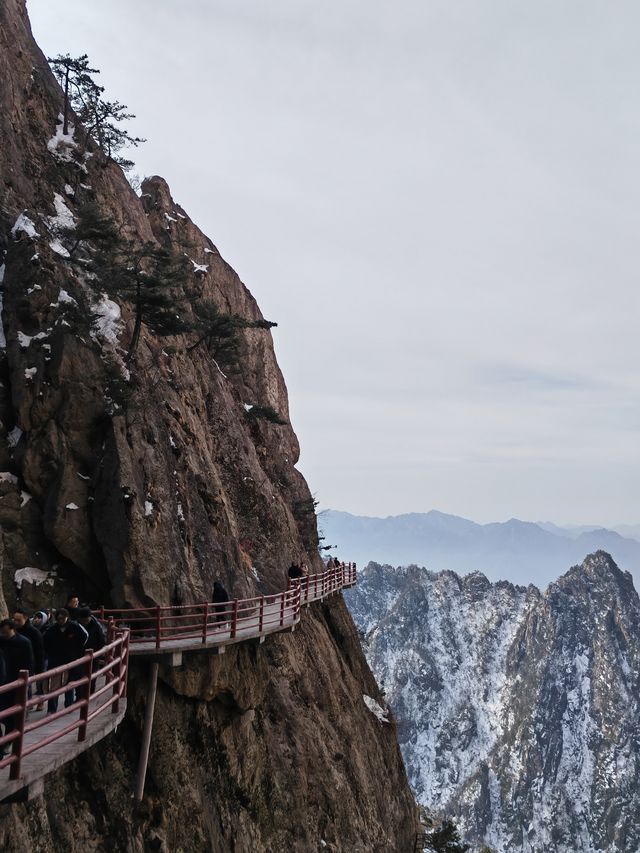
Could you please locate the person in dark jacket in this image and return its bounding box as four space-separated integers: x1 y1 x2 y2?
287 563 303 580
13 609 46 710
0 619 35 734
64 595 80 622
75 608 106 696
75 608 106 652
43 609 88 713
13 610 44 673
31 610 50 634
211 581 230 624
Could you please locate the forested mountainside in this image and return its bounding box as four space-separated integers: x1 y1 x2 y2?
346 553 640 853
0 1 416 849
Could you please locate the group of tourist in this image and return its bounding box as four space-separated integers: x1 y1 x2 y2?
0 595 107 758
287 557 343 581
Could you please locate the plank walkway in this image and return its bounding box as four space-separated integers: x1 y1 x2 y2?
0 687 126 801
0 563 357 800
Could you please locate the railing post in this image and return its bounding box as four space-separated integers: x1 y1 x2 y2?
78 649 94 742
9 669 29 781
122 632 130 699
230 599 239 639
112 637 122 714
155 605 161 650
202 602 209 644
259 596 264 633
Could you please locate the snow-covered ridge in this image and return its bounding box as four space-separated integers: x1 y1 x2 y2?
346 556 640 853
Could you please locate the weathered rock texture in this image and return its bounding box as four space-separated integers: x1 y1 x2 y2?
0 2 417 849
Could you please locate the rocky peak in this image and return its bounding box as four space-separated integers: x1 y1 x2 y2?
347 553 640 852
556 549 636 596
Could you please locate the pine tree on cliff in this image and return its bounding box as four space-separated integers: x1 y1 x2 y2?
48 53 99 135
187 300 277 370
67 201 120 257
76 83 146 170
96 240 192 361
70 204 278 366
48 53 144 168
425 820 471 852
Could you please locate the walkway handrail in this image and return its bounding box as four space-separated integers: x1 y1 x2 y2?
288 562 357 605
95 562 356 651
97 586 303 649
0 629 130 783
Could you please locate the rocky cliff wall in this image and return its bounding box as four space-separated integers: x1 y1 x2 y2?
0 1 417 849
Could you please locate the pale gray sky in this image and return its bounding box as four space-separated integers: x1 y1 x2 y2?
28 1 640 526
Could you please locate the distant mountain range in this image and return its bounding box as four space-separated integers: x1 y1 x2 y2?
322 509 640 589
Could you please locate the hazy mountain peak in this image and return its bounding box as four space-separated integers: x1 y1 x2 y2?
324 508 640 589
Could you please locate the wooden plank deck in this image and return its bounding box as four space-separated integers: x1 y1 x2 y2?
128 600 300 656
0 688 127 801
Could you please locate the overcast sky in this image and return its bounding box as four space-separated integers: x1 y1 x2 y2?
28 1 640 526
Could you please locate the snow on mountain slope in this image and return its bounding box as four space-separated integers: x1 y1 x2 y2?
346 553 640 852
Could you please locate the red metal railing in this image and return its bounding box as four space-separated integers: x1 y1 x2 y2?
98 587 302 649
96 562 356 651
289 562 357 606
0 629 129 782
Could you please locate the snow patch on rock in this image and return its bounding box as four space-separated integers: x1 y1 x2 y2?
14 567 55 589
91 294 122 345
47 117 78 163
363 694 390 723
7 426 23 448
11 213 39 239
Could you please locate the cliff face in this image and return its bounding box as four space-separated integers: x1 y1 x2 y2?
0 1 416 849
346 554 640 853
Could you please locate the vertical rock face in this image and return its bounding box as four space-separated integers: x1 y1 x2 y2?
0 2 417 849
346 553 640 852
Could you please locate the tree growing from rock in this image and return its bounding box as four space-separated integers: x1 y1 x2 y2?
48 53 99 135
425 820 471 853
48 53 145 169
70 204 278 368
66 201 120 257
95 240 192 361
187 300 277 371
